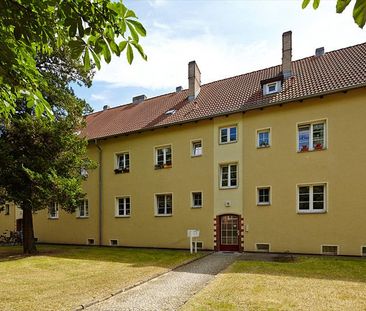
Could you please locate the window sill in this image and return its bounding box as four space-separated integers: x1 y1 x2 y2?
257 203 271 206
191 154 202 158
297 210 327 214
76 216 89 219
297 147 327 153
155 164 172 170
114 169 130 174
154 214 172 217
219 141 237 145
115 215 131 218
191 206 202 209
48 217 59 220
257 145 270 149
219 186 238 190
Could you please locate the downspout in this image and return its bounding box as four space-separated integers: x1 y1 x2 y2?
95 139 103 246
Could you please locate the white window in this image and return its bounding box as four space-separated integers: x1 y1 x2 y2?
116 152 130 172
116 197 130 217
192 140 202 157
298 121 326 152
155 146 172 168
298 184 326 213
257 187 271 205
192 192 202 208
156 194 172 216
4 204 10 215
263 81 281 95
220 164 238 188
220 126 237 144
257 129 270 148
48 203 59 219
78 199 89 218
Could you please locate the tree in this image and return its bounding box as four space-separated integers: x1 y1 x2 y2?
0 49 95 254
302 0 366 28
0 0 147 120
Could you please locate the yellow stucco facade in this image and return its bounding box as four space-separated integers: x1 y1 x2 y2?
1 88 366 256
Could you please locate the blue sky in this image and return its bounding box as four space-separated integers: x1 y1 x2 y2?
74 0 365 112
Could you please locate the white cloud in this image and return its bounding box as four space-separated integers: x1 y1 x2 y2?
148 0 168 8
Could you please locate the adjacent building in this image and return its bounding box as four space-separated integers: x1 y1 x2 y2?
1 32 366 256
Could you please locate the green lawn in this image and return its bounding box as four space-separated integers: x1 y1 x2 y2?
0 245 204 311
182 256 366 311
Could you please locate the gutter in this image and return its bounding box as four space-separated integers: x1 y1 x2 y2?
87 83 366 142
95 139 103 246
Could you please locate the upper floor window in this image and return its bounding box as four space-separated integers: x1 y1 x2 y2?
257 187 271 205
298 121 326 152
77 199 89 218
192 140 202 157
298 184 326 213
48 203 59 219
115 152 130 173
220 164 238 188
155 146 172 169
263 81 281 95
156 194 172 216
116 197 131 217
257 129 271 148
220 126 237 144
191 192 203 208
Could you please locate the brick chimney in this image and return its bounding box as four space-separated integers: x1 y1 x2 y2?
188 61 201 101
282 31 292 79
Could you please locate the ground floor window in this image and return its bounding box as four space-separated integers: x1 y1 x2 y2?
116 197 131 217
298 184 326 213
156 194 172 215
78 199 89 218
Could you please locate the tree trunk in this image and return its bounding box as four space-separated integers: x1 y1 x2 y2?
22 207 37 254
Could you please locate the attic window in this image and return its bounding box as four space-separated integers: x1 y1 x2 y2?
165 109 176 115
263 81 281 95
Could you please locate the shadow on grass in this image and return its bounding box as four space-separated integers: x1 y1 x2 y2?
0 244 207 268
226 254 366 284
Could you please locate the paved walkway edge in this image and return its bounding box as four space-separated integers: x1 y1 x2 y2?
74 252 213 311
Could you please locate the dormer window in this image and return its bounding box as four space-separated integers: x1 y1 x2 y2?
263 81 281 95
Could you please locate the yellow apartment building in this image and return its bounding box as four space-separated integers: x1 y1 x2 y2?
1 32 366 256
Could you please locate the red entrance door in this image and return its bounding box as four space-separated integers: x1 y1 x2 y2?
219 215 240 251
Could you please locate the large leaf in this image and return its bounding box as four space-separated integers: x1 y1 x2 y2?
313 0 320 9
336 0 352 13
353 0 366 28
126 43 133 64
302 0 311 9
127 20 147 37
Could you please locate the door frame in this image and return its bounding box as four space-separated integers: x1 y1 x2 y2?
215 214 242 252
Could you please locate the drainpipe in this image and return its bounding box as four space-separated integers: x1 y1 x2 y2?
95 139 103 246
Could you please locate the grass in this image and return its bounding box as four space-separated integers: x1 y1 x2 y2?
0 244 204 311
182 256 366 311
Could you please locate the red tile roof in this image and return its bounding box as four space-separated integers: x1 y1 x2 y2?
85 42 366 140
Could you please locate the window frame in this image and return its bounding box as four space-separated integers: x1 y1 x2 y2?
296 120 327 152
219 125 238 144
77 199 89 218
48 202 59 219
263 81 281 95
115 151 130 172
191 191 203 208
219 163 238 189
191 139 203 157
256 186 271 206
115 196 131 217
296 183 327 214
256 128 271 148
155 193 173 216
155 145 172 169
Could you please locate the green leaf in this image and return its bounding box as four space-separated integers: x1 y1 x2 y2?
127 20 147 37
302 0 311 9
353 0 366 28
131 41 147 61
336 0 352 13
68 39 86 59
125 10 137 18
119 41 128 52
126 44 133 64
90 49 101 70
127 22 139 43
102 42 112 63
109 40 120 56
83 48 90 71
313 0 320 9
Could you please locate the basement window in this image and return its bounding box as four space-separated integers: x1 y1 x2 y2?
321 245 338 255
110 239 118 246
256 243 270 252
362 246 366 256
87 238 95 245
192 241 203 250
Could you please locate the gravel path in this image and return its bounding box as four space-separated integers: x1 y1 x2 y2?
87 252 239 311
